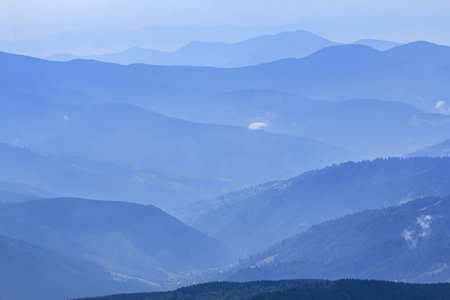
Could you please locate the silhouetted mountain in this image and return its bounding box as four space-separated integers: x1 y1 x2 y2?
0 233 142 300
231 195 450 283
352 39 402 51
0 197 232 290
0 24 303 57
47 30 340 67
75 279 450 300
408 139 450 158
174 157 450 254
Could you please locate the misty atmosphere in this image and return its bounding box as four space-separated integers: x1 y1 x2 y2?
1 1 450 299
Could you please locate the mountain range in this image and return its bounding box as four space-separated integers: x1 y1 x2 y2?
3 43 450 159
0 92 361 207
2 27 450 300
230 195 450 283
174 157 450 254
47 30 340 67
0 25 305 57
3 40 450 114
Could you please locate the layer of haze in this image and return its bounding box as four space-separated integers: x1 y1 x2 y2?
1 0 450 45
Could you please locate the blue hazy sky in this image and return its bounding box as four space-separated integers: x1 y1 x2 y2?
1 0 450 43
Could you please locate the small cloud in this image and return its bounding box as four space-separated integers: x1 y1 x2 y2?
434 101 446 109
248 122 268 130
402 229 418 249
417 215 433 237
64 115 69 121
402 214 434 249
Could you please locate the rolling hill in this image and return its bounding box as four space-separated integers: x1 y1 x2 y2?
136 89 450 156
0 143 243 209
0 97 360 188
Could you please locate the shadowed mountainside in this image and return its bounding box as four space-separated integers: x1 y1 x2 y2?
231 195 450 283
174 157 450 254
0 197 233 290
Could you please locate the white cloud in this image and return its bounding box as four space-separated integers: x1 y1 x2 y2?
64 115 69 121
435 100 446 109
402 229 417 249
248 122 268 130
417 215 433 237
402 214 434 248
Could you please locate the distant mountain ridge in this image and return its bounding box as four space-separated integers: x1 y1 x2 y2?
2 41 450 114
47 30 340 67
0 24 306 57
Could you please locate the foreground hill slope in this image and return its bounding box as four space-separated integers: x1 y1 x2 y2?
174 157 450 253
231 195 450 283
0 233 138 300
0 198 232 289
76 279 450 300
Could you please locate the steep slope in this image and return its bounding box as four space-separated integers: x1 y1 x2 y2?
174 157 450 254
0 197 232 289
0 233 141 300
47 30 340 67
231 196 450 283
